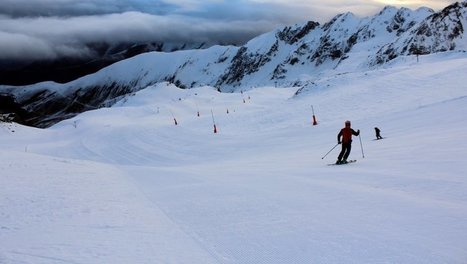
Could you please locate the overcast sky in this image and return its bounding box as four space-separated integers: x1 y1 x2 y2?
0 0 458 61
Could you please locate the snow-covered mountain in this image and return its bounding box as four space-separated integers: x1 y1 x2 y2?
1 1 466 128
2 48 467 264
373 2 467 64
1 4 467 263
0 41 210 86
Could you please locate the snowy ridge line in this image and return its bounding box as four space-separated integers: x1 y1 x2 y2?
414 94 467 110
9 251 81 264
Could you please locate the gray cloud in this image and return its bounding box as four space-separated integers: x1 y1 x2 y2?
0 0 458 61
0 11 273 61
0 0 177 17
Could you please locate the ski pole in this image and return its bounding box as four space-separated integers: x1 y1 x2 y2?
359 133 365 158
321 143 339 159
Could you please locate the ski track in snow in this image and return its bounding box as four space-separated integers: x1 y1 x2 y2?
1 54 467 263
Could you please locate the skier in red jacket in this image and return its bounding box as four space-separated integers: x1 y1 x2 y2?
336 120 360 164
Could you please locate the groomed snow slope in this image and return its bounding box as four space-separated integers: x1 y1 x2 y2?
1 52 467 263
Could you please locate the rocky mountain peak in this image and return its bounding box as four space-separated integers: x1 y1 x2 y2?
372 1 466 65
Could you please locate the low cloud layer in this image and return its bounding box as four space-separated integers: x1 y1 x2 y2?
0 0 458 61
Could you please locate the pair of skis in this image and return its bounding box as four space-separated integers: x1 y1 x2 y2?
327 160 357 166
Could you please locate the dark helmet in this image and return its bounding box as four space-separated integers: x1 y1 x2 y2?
345 120 351 126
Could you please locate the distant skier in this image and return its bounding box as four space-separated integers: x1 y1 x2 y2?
336 120 360 164
374 127 383 140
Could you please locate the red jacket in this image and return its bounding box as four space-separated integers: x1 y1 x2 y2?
338 127 359 144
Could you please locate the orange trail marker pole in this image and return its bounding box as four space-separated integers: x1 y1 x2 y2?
169 110 178 125
211 109 218 133
311 105 318 125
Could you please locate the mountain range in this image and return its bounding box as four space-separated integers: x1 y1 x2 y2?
0 41 210 86
1 1 466 128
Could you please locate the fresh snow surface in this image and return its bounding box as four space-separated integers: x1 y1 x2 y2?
1 52 467 263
